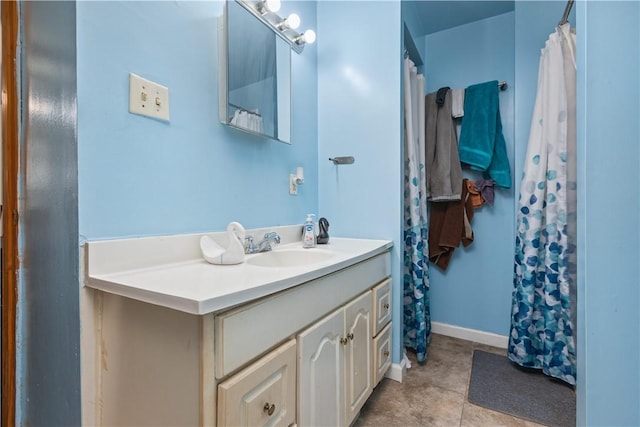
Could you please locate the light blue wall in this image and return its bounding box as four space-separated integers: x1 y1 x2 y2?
577 2 640 425
317 1 403 363
77 1 318 240
422 12 515 336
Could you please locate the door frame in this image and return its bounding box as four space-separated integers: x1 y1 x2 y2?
2 0 19 425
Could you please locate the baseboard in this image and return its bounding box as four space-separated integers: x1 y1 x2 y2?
384 360 406 383
431 321 509 349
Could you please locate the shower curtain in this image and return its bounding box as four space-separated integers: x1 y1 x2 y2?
509 23 577 385
402 57 431 363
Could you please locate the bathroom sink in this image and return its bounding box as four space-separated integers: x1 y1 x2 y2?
246 248 334 268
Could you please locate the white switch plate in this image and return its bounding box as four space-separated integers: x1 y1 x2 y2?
129 73 170 122
289 174 298 195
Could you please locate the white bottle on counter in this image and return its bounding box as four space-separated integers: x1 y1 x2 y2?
302 214 316 248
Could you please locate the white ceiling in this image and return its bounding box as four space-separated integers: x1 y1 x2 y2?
405 1 515 37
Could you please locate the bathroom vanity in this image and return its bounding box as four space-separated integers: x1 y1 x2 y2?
82 225 393 426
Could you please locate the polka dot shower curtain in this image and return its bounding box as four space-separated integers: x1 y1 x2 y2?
402 57 431 363
509 23 577 385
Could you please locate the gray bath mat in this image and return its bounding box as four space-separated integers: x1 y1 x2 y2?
468 350 576 427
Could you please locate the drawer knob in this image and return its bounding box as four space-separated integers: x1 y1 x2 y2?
263 402 276 416
383 350 390 358
347 332 354 341
383 303 390 310
340 337 349 346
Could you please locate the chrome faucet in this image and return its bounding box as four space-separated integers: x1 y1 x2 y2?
244 232 281 254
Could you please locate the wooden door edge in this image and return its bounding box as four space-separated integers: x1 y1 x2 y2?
2 1 19 426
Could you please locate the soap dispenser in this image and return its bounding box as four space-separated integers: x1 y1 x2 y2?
302 214 316 248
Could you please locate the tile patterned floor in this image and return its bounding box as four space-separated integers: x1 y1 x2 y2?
354 334 547 427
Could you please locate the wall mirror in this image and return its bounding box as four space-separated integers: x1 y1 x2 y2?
219 0 292 144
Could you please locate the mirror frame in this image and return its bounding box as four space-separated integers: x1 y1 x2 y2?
219 0 293 144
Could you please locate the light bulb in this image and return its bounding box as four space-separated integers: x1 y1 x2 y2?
276 13 301 31
286 13 301 30
302 29 316 44
264 0 280 13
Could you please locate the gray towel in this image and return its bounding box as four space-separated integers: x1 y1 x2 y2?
425 90 463 201
451 88 465 118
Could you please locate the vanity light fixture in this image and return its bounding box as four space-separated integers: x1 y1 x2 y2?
237 0 316 53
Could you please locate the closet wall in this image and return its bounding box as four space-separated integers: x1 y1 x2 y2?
404 1 640 424
423 12 516 337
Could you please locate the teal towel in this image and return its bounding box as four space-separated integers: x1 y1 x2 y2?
459 81 511 188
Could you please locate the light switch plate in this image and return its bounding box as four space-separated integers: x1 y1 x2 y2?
129 73 170 122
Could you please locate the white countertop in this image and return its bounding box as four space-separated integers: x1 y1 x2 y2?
85 226 393 315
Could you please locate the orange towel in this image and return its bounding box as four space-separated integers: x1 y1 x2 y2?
466 180 484 208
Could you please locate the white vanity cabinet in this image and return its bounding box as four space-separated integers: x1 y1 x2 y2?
298 291 373 427
83 234 393 427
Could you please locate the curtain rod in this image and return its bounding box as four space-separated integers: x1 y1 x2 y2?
559 0 575 25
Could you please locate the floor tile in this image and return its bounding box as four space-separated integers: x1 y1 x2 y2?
429 333 474 353
461 402 546 427
357 335 562 427
354 379 425 427
359 378 413 414
408 384 465 426
405 337 473 394
356 380 465 427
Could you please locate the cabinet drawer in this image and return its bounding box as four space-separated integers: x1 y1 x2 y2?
218 339 296 427
372 278 392 336
372 322 392 386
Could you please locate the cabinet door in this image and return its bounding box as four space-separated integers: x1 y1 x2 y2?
372 278 392 336
344 291 373 425
218 339 296 427
298 308 345 427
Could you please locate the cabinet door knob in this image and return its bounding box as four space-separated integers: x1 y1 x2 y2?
340 337 349 346
347 332 354 341
383 350 390 358
383 303 390 310
263 402 276 416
